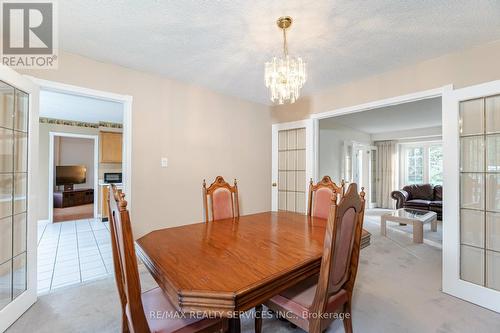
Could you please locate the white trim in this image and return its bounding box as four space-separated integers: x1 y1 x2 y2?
311 85 453 120
48 132 99 223
442 79 500 313
0 64 39 332
25 76 133 213
271 119 314 212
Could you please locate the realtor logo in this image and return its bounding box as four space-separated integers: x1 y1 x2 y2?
1 0 58 68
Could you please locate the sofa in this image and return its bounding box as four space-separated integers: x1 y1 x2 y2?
391 184 442 220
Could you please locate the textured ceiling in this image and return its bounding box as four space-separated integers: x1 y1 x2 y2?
319 97 442 134
40 90 123 123
58 1 500 104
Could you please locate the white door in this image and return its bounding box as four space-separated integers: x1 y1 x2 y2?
443 80 500 313
0 65 39 332
272 119 314 212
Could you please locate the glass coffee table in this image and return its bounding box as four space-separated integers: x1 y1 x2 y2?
381 208 438 243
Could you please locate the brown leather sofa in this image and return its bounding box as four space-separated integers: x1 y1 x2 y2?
391 184 442 220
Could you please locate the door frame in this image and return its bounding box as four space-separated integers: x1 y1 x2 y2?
442 80 500 313
48 132 99 222
271 119 314 211
24 76 133 216
0 66 39 332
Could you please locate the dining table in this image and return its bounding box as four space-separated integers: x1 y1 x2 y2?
136 211 371 333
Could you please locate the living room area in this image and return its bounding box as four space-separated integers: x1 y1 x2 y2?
318 96 443 248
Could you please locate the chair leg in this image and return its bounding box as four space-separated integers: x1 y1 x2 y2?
122 313 130 333
343 300 353 333
255 305 263 333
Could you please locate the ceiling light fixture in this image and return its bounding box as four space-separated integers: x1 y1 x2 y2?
265 16 307 105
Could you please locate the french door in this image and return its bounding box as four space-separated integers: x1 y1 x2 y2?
443 80 500 312
272 119 314 213
0 65 38 332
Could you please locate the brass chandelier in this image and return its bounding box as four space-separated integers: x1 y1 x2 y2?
264 16 307 104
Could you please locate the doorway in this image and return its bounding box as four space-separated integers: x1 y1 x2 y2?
50 133 98 223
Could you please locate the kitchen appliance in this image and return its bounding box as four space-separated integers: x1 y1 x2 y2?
104 172 122 184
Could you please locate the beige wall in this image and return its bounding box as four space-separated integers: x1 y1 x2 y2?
25 52 273 237
272 40 500 122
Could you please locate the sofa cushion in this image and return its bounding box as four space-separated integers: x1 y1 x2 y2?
402 184 434 200
434 185 443 200
405 199 432 208
429 201 442 208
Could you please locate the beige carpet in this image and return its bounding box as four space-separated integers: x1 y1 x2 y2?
53 203 94 222
7 219 500 332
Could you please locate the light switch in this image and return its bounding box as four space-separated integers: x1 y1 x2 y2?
161 157 168 168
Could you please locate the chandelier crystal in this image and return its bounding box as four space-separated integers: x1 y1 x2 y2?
265 16 307 104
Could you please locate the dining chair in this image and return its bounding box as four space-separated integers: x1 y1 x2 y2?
203 176 239 222
307 176 345 219
256 183 366 333
107 184 227 333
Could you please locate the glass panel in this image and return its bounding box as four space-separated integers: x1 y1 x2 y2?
0 127 14 172
0 174 13 219
0 260 12 310
14 173 26 214
286 192 296 212
429 145 443 185
405 147 424 184
278 191 286 210
0 82 14 129
12 253 26 299
14 131 27 172
286 150 296 170
14 90 28 132
278 151 286 170
296 149 305 170
486 174 500 212
278 171 287 191
486 212 500 252
460 173 484 210
460 136 484 172
287 130 297 149
460 245 484 285
13 213 26 257
461 209 484 247
286 171 296 191
296 171 306 192
460 98 484 136
486 95 500 134
296 192 306 214
0 216 12 264
486 250 500 291
278 130 287 150
296 128 306 149
487 134 500 172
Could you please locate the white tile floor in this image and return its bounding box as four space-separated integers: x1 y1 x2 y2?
37 218 113 294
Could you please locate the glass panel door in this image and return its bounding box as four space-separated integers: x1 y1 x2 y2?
277 128 306 213
459 94 500 291
0 83 28 312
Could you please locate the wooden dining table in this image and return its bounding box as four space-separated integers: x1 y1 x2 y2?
136 211 371 333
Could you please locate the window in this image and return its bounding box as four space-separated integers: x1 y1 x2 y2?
401 142 443 186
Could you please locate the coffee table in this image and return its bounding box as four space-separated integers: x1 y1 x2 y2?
381 208 438 243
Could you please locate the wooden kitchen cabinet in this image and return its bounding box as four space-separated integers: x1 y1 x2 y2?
100 131 122 163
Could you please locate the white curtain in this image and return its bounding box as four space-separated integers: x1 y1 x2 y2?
375 141 397 209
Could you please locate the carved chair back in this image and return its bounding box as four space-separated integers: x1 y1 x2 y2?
310 183 366 331
307 176 345 219
108 184 150 333
203 176 240 222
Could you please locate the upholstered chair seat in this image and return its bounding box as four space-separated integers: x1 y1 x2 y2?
141 287 222 333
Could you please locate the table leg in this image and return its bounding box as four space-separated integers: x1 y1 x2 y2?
413 222 423 243
431 218 438 232
381 216 387 236
228 317 241 333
